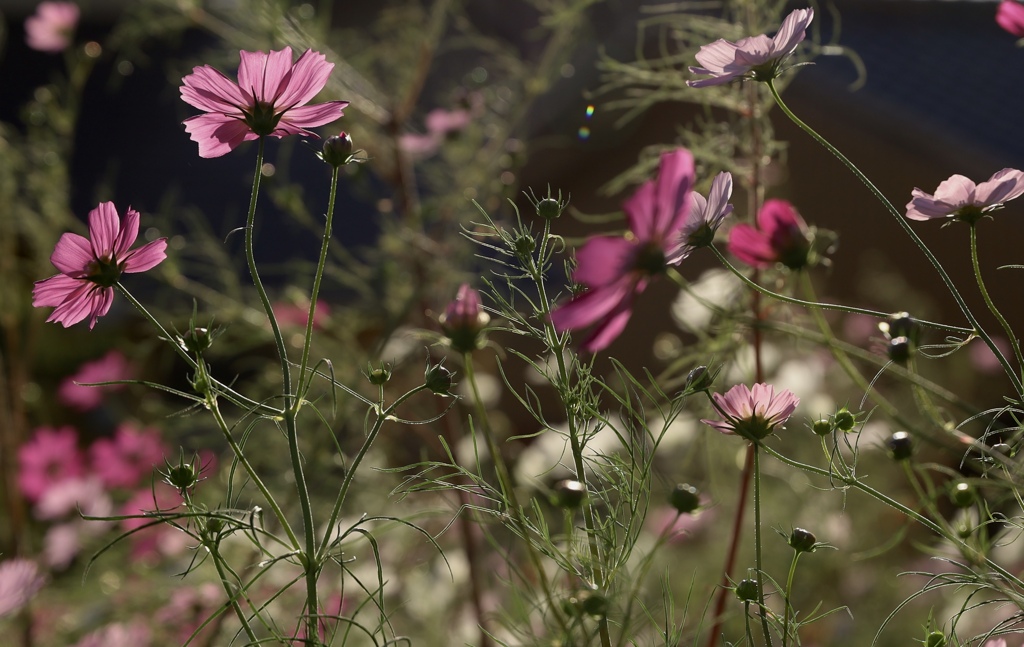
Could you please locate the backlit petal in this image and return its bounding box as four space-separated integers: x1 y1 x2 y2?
275 49 334 108
180 65 248 113
183 113 257 158
88 202 120 260
122 239 168 273
50 233 94 276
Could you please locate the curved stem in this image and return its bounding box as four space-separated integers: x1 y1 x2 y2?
766 79 1023 397
296 165 341 400
782 552 801 647
969 223 1023 382
209 541 259 645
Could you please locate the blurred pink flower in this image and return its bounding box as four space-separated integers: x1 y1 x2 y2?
43 522 82 569
32 202 167 329
688 8 814 87
17 426 86 502
156 583 222 644
274 299 331 329
647 504 715 543
728 198 811 269
669 171 734 264
71 621 151 647
969 336 1012 375
58 350 132 411
550 149 696 352
120 483 186 561
399 107 474 160
180 47 348 158
25 1 79 53
998 1 1024 37
702 383 799 441
35 475 110 520
0 558 46 619
906 169 1024 222
90 424 167 490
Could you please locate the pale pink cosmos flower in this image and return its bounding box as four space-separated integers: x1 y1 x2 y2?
90 424 168 490
998 1 1024 37
551 149 696 352
702 383 800 441
728 198 811 270
71 621 152 647
35 475 111 520
273 299 331 329
688 8 814 87
0 559 46 619
668 171 734 264
58 350 132 411
17 426 86 502
180 47 349 158
32 202 167 329
25 1 79 53
905 169 1024 223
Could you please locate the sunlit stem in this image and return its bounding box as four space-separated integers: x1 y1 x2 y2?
969 223 1023 383
766 79 1023 397
782 551 802 647
209 540 259 644
296 165 341 401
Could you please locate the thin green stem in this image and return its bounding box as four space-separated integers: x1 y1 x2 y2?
782 552 801 647
752 445 773 647
296 165 341 400
209 541 259 644
766 79 1023 397
699 248 971 335
969 223 1023 382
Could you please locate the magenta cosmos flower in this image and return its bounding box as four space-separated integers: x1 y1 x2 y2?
17 426 86 502
180 47 349 158
58 350 132 411
688 8 814 87
905 169 1024 223
998 1 1024 37
702 383 799 441
728 198 811 270
25 1 79 53
33 202 167 329
90 424 168 490
550 149 697 352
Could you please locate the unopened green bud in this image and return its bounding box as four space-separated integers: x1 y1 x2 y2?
579 592 607 617
735 579 759 602
949 482 975 508
366 362 392 386
788 528 817 553
322 131 355 167
513 233 536 259
812 418 833 436
924 631 946 647
536 197 563 220
424 360 455 395
685 365 713 393
669 483 701 515
887 431 913 461
554 480 586 508
888 336 912 364
832 408 856 432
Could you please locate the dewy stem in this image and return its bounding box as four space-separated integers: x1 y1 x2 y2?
969 223 1023 383
530 218 612 647
209 540 259 644
752 444 774 647
766 79 1023 397
296 165 341 400
242 138 318 639
782 552 801 647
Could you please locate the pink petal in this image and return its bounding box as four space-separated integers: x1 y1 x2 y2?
572 236 635 288
623 180 657 241
930 174 975 209
734 35 773 66
769 8 814 57
692 40 741 75
238 48 293 103
44 282 99 328
50 233 94 276
997 0 1024 37
121 239 168 273
113 208 141 259
278 101 348 129
550 277 634 333
579 296 635 353
652 149 695 237
705 172 735 226
274 49 334 108
180 65 248 114
88 202 121 260
183 113 257 158
756 199 803 238
33 273 81 307
727 224 775 268
905 189 950 220
975 168 1024 206
686 71 742 88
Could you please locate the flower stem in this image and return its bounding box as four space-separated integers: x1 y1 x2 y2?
766 79 1023 397
296 165 341 401
209 540 259 644
782 552 801 647
969 223 1023 382
753 444 774 647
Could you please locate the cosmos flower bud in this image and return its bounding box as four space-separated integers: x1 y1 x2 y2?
831 408 856 433
424 360 455 395
685 365 713 393
322 131 355 167
440 284 490 354
811 418 832 436
788 528 817 553
554 479 586 508
924 631 947 647
669 483 701 514
735 579 759 602
366 362 392 386
537 197 563 219
949 482 975 508
887 431 913 461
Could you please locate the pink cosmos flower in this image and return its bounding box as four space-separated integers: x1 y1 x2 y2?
702 383 800 441
728 198 811 269
17 426 86 502
58 350 133 411
440 284 490 353
905 169 1024 223
0 559 46 619
90 424 168 490
668 171 734 264
121 483 185 562
998 1 1024 37
156 583 223 644
273 299 331 329
35 475 111 520
71 621 152 647
180 47 349 158
32 202 167 329
688 8 814 87
25 1 79 53
550 149 697 352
